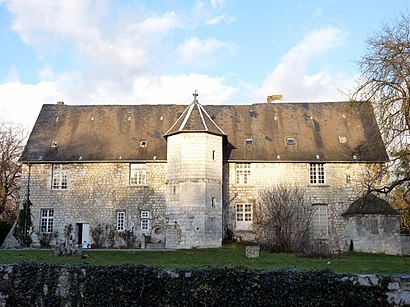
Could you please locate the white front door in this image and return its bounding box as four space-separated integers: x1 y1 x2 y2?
82 223 90 243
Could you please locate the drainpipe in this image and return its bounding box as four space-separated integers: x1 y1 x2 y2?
23 163 31 241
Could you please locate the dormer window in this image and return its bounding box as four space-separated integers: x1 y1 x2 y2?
245 139 254 145
140 141 147 148
286 137 296 145
339 136 347 144
51 141 59 148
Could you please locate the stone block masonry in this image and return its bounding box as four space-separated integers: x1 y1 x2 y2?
21 162 167 247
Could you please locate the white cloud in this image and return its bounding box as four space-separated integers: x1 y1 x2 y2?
253 27 352 102
210 0 226 8
6 0 181 73
1 0 241 130
175 37 235 67
206 14 235 25
0 80 61 129
132 73 238 105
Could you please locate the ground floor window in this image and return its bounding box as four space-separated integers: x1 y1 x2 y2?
40 209 54 233
141 211 150 233
236 203 252 230
117 211 125 231
312 204 328 239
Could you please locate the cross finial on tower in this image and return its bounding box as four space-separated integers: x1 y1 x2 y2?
193 90 199 103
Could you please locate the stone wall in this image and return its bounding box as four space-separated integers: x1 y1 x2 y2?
20 159 399 253
401 235 410 255
165 133 223 248
346 215 402 255
0 265 409 306
224 162 375 253
21 162 167 247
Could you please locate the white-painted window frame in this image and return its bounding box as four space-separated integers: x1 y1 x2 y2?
116 211 125 231
236 203 252 230
140 211 150 232
236 163 251 185
309 163 325 184
130 163 146 185
52 164 68 190
40 209 54 233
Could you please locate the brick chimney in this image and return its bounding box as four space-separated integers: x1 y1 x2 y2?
267 94 283 103
56 101 65 105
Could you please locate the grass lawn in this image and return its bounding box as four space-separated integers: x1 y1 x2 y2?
0 244 408 274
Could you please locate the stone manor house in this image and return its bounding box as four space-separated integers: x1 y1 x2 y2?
19 94 402 253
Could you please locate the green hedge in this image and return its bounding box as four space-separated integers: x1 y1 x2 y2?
4 263 389 306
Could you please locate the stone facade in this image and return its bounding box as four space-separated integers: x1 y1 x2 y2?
21 158 386 253
224 162 376 253
22 162 167 247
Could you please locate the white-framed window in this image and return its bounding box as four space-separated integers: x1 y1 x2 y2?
52 164 68 190
309 163 325 184
236 163 251 185
40 209 54 233
312 204 328 239
236 203 252 230
141 211 150 232
130 163 146 185
116 211 125 231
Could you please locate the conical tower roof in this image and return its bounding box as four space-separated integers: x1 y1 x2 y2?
164 91 226 137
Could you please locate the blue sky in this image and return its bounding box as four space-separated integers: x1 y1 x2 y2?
0 0 408 129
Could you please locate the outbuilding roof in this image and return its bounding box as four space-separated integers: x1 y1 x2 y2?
342 193 399 216
19 100 388 163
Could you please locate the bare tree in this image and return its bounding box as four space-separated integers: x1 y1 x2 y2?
351 12 410 196
0 123 26 222
253 185 313 253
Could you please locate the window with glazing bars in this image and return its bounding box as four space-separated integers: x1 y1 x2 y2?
309 163 325 184
117 211 125 231
40 209 54 233
130 164 146 185
236 163 251 185
52 164 68 189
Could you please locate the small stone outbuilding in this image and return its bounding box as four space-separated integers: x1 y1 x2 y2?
342 193 402 255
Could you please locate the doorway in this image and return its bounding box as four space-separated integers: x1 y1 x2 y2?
76 223 90 245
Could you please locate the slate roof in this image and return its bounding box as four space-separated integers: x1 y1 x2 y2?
342 193 399 216
19 100 389 163
164 95 225 137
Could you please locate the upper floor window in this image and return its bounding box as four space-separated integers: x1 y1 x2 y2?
236 203 252 230
312 204 328 239
236 163 251 185
309 163 325 184
52 164 68 190
117 211 125 231
130 163 146 185
40 209 54 233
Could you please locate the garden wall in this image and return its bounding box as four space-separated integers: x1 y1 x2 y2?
0 264 409 306
401 235 410 255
